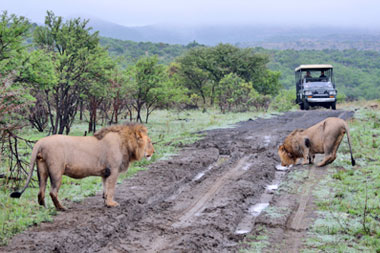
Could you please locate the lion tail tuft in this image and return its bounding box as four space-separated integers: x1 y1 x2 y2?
10 191 22 198
10 141 41 198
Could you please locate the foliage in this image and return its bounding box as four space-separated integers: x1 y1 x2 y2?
0 11 36 185
99 37 203 66
127 56 184 123
32 11 112 134
175 44 279 106
215 73 269 113
269 88 297 112
0 11 31 75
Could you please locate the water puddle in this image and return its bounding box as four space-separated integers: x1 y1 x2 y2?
275 164 292 171
234 169 286 235
266 184 279 191
248 203 269 216
241 163 252 171
263 136 271 146
235 228 251 235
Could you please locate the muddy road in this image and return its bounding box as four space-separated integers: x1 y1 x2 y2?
1 110 354 253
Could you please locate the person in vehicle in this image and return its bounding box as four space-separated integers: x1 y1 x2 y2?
320 70 328 80
304 71 312 82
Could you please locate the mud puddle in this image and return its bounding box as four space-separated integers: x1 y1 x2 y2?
1 110 354 253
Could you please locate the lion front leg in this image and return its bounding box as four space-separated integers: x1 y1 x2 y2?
301 148 310 165
104 170 120 207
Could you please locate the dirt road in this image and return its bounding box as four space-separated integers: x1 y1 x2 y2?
1 110 354 253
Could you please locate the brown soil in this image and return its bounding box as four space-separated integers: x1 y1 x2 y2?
1 110 354 253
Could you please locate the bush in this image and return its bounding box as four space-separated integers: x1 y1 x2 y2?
269 88 296 112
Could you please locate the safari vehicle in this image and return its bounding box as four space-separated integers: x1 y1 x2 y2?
295 64 337 110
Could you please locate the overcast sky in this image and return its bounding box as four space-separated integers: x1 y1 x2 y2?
1 0 380 28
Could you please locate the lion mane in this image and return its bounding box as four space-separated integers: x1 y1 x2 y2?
278 117 355 167
10 123 154 210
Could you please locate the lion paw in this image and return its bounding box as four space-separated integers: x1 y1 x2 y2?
105 200 120 208
57 206 67 211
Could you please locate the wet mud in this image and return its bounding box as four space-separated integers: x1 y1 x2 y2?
1 110 354 253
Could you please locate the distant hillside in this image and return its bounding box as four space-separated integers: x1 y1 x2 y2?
99 37 202 66
88 18 380 51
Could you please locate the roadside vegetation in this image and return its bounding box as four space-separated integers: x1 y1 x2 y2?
304 101 380 252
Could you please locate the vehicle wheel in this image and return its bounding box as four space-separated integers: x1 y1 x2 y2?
304 99 310 110
331 102 336 110
300 103 304 110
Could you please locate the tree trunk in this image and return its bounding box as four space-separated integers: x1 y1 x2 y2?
79 100 84 121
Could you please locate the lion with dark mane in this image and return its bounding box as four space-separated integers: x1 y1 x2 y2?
278 117 355 167
11 123 154 210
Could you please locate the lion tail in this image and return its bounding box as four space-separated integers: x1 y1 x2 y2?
10 141 41 198
344 121 356 166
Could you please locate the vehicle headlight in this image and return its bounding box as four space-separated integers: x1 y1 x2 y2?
329 90 337 96
304 91 312 96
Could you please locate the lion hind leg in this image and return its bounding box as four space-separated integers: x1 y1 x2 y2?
101 168 111 199
37 160 48 207
318 132 344 167
102 176 108 199
49 173 66 211
317 153 337 167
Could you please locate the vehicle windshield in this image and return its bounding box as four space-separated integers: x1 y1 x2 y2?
303 81 334 90
302 69 332 83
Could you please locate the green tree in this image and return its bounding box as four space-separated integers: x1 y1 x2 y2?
176 44 276 105
0 11 33 132
0 12 35 181
82 47 115 133
175 54 210 105
215 73 249 112
33 11 109 134
0 11 31 75
128 56 180 123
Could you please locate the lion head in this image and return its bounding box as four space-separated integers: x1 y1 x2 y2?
278 129 304 166
278 144 297 166
140 133 154 161
94 123 155 161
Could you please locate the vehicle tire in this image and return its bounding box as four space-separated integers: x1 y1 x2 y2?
304 99 310 110
331 102 336 110
300 103 304 110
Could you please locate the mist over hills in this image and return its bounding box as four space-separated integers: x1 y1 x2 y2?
87 17 380 50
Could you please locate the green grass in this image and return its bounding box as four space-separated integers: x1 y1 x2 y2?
303 105 380 252
0 108 264 245
240 225 271 253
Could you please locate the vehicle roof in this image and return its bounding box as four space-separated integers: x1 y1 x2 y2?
295 64 333 72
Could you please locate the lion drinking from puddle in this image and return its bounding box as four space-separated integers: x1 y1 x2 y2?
11 123 154 210
278 117 355 167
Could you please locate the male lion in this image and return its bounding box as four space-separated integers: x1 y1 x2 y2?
10 123 154 210
278 117 355 167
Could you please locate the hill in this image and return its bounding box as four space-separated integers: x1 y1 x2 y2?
88 18 380 51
